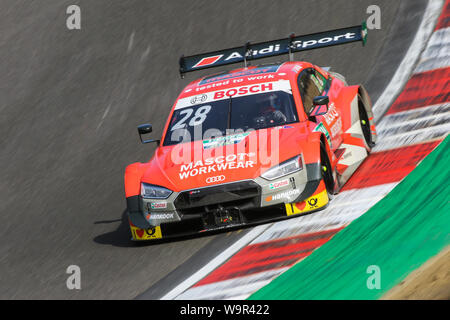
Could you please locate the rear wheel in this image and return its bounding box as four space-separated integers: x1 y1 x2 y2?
358 95 375 149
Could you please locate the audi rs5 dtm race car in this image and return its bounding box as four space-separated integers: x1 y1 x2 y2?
125 23 377 241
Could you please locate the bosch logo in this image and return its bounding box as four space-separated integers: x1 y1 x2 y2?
206 175 225 184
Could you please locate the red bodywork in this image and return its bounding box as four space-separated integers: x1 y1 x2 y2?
125 62 366 197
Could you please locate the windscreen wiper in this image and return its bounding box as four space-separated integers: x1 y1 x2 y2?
227 95 232 131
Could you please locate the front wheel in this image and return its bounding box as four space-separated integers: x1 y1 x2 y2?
320 143 335 196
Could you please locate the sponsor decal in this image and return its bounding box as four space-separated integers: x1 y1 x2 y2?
266 189 300 202
192 45 282 69
323 102 339 125
192 54 224 68
194 80 231 92
183 27 362 73
286 188 329 216
307 197 319 208
176 80 292 110
179 152 256 180
130 225 163 240
189 32 357 71
313 122 332 147
149 213 174 220
199 65 281 85
203 132 251 150
291 32 357 49
295 201 307 211
190 94 207 105
150 202 167 209
275 125 294 129
269 179 289 190
330 117 342 136
213 83 273 100
206 175 226 184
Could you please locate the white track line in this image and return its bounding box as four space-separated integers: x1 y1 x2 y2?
414 27 450 73
373 0 444 121
176 268 288 300
251 183 396 243
160 224 271 300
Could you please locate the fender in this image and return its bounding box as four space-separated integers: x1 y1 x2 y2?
299 131 321 165
338 84 377 150
358 85 377 144
294 132 334 202
336 84 377 146
300 131 336 169
124 162 148 198
358 85 373 117
124 162 153 230
335 84 359 132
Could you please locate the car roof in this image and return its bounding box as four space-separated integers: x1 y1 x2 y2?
176 61 311 100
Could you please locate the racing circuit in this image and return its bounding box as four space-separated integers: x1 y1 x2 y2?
0 0 448 299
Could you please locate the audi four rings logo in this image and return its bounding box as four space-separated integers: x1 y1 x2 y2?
206 175 225 184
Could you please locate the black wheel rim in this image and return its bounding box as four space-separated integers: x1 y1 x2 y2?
359 104 372 146
320 147 334 194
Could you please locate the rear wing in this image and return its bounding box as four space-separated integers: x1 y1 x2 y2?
179 22 367 77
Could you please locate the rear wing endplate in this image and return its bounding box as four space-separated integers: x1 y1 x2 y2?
179 22 367 77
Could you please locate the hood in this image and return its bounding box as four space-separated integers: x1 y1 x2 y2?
140 123 310 192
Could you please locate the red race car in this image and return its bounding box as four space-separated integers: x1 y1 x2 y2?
125 23 376 241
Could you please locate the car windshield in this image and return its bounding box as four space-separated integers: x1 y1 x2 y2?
163 90 298 146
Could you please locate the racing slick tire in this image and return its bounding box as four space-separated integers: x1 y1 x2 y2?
358 94 375 150
320 141 335 198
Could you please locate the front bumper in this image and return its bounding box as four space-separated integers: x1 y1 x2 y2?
127 163 329 241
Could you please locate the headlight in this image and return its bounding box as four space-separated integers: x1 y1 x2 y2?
140 183 172 199
261 155 303 180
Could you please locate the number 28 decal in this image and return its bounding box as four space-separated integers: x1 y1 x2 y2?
171 105 211 131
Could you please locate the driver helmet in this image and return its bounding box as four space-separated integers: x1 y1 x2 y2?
259 93 281 115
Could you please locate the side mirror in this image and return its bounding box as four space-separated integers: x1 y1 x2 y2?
137 124 160 145
309 96 329 117
138 124 152 135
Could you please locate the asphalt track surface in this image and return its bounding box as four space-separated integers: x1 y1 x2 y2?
0 0 427 299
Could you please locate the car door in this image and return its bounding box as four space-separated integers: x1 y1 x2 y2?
297 68 343 151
